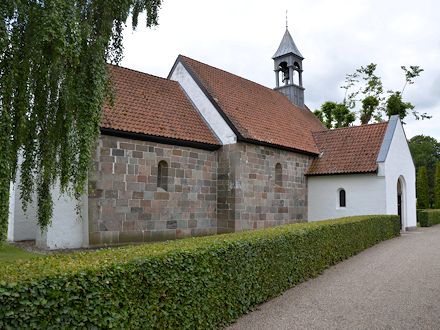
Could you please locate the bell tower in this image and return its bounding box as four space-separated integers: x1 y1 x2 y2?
273 28 305 107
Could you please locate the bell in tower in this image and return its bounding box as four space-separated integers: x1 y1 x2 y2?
273 27 305 107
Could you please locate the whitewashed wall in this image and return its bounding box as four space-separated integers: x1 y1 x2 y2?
308 174 387 221
308 117 416 230
8 173 38 242
35 183 89 249
382 119 416 229
8 166 88 249
169 60 237 145
7 182 16 241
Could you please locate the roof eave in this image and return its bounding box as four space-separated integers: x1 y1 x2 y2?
238 136 319 157
100 127 222 151
305 169 378 177
272 52 304 61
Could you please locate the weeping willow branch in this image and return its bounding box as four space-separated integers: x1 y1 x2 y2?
0 0 161 240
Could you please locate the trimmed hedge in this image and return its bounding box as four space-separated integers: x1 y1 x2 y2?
417 209 440 227
0 215 400 329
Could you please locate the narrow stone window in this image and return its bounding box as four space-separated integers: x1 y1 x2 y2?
275 163 283 187
339 189 346 207
157 160 168 191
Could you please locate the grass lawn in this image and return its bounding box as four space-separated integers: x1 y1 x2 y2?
0 243 43 264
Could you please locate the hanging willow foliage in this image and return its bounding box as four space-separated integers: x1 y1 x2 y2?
0 0 161 241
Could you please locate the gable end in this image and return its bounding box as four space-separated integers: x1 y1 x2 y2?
376 115 399 163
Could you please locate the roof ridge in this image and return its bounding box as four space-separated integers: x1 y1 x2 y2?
178 54 320 122
107 63 176 84
313 121 389 134
178 54 284 96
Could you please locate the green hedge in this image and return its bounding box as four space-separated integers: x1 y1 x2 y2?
0 215 400 329
417 209 440 227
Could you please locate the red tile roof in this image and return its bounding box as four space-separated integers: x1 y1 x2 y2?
306 122 389 175
101 65 220 147
178 56 325 154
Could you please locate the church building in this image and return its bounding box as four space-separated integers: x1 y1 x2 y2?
7 29 417 249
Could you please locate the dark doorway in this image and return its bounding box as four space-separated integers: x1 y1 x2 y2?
397 178 403 229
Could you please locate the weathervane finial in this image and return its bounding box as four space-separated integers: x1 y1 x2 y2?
286 10 288 29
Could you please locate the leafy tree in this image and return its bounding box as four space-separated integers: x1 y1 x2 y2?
409 135 440 206
416 166 430 209
386 92 414 121
360 95 380 125
315 63 429 127
0 0 162 241
313 101 356 129
435 163 440 209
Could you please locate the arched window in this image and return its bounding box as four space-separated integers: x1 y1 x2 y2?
275 163 282 187
339 189 346 207
157 160 168 191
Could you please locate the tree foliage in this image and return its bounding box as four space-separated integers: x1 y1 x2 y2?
313 101 355 129
0 0 162 241
435 163 440 209
385 92 414 120
416 166 430 209
315 63 429 128
409 135 440 207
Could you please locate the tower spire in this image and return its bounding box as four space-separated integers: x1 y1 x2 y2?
272 27 305 107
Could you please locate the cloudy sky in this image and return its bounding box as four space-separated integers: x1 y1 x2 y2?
121 0 440 140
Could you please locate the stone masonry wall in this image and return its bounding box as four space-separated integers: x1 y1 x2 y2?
88 135 217 246
217 143 313 233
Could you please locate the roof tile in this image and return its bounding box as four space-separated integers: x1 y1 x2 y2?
179 56 324 154
306 122 389 175
102 65 220 146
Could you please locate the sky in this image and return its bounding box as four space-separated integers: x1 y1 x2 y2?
120 0 440 140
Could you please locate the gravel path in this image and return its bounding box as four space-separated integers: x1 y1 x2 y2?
227 226 440 330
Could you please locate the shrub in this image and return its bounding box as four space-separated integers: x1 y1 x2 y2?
417 209 440 227
417 166 430 209
435 163 440 209
0 215 400 329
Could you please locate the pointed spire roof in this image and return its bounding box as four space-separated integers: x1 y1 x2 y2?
272 28 304 59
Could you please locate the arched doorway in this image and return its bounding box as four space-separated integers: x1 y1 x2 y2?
397 177 406 230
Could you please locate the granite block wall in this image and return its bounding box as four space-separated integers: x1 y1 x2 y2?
217 143 313 233
88 135 217 246
89 135 313 246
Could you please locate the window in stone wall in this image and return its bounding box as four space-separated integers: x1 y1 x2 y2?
157 160 168 191
338 188 346 208
275 163 283 187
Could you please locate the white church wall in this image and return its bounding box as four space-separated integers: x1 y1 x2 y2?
9 162 88 249
169 61 237 145
382 119 416 229
35 182 88 250
10 171 39 242
7 182 15 241
308 174 387 221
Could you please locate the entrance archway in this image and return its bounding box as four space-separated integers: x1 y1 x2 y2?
397 176 406 230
